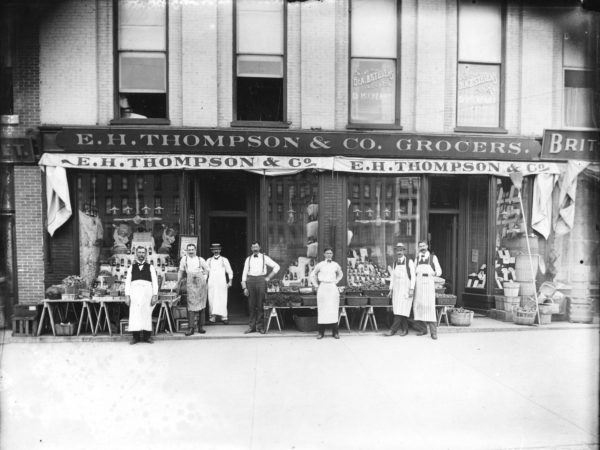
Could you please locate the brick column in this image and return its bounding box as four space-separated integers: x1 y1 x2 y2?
14 166 45 304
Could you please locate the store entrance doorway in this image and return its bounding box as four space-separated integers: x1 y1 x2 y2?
208 216 248 319
428 213 458 295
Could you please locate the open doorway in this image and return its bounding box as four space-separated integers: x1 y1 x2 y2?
208 217 248 319
428 213 458 295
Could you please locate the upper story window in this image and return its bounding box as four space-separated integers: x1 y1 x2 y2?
563 14 598 128
349 0 399 128
234 0 285 125
116 0 167 121
456 0 504 131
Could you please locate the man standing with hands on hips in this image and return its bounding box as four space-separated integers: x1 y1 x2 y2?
412 240 442 340
241 241 280 334
125 246 159 344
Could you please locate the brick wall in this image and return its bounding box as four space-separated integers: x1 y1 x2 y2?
12 17 40 135
14 166 45 304
39 0 98 125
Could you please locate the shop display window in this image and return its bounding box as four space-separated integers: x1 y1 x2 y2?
347 176 420 290
493 176 532 290
75 172 181 290
465 177 489 290
266 172 319 291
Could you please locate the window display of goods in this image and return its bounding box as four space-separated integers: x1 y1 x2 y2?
161 279 178 291
347 259 389 289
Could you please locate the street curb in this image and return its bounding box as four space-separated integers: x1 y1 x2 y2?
2 322 598 344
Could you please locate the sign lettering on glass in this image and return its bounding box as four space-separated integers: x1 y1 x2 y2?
350 59 396 124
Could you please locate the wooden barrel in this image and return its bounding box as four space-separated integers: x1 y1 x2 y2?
515 254 540 281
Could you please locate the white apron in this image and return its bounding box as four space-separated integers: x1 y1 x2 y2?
391 261 412 317
317 282 340 324
128 280 154 331
413 256 437 322
208 257 229 317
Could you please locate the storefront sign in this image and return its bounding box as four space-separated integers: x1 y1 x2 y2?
39 153 562 176
0 138 35 163
541 129 600 161
53 127 542 160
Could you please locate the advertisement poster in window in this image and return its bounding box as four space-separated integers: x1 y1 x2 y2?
457 63 500 127
350 59 396 124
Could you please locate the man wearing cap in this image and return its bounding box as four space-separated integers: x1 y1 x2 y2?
412 240 442 340
178 243 210 336
241 241 280 334
385 243 415 337
207 243 233 324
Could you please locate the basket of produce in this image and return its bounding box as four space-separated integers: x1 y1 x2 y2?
540 297 559 314
448 308 474 326
287 294 303 307
513 306 536 326
265 293 290 307
435 294 457 307
434 277 445 291
503 281 520 297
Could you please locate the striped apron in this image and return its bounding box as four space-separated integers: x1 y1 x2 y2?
391 260 412 317
413 256 436 322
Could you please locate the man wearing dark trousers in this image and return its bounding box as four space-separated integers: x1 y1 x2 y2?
241 241 280 334
125 246 158 344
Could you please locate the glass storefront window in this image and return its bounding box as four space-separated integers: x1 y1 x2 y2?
75 172 181 287
266 172 319 290
465 176 489 290
493 176 532 291
347 176 420 289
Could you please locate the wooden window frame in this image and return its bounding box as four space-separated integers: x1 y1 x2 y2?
347 0 402 130
455 0 507 134
232 0 289 128
111 0 170 125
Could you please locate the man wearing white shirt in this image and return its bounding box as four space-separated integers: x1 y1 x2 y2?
241 241 280 334
125 246 158 344
413 240 443 340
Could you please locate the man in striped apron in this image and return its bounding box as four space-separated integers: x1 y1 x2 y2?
413 240 442 340
241 241 280 334
385 242 416 336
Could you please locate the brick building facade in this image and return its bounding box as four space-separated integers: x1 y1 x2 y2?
1 0 598 324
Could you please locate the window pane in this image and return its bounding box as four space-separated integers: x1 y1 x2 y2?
458 0 501 63
237 77 283 121
350 58 396 124
267 173 319 290
564 85 595 128
237 0 283 55
351 0 396 58
347 176 420 290
465 176 488 290
563 13 595 68
119 0 166 51
76 172 180 288
457 63 500 127
120 53 166 93
237 55 284 78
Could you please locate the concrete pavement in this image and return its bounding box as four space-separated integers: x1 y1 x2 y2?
0 327 598 450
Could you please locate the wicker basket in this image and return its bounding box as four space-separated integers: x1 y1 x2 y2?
448 309 474 326
435 294 457 307
55 322 75 336
503 296 520 312
503 282 520 297
513 310 536 326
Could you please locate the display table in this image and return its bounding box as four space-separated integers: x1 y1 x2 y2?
436 304 451 327
37 298 94 337
154 295 181 335
91 297 126 336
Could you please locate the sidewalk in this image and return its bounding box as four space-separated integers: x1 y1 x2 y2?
1 327 597 450
3 315 599 344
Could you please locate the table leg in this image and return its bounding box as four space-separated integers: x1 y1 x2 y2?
359 308 368 331
37 303 48 336
165 304 174 334
155 303 164 335
338 307 351 331
48 303 57 336
370 308 379 331
265 307 273 334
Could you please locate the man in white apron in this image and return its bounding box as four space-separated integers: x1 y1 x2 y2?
385 243 416 336
413 240 442 340
207 243 233 324
178 243 210 336
310 248 344 339
125 246 158 344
